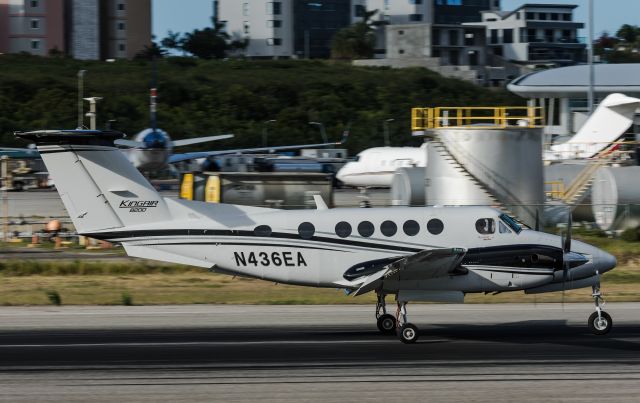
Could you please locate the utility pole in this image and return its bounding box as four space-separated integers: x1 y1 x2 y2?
77 70 87 129
587 0 595 114
84 97 103 130
262 119 276 147
383 118 394 147
1 156 9 242
309 121 328 143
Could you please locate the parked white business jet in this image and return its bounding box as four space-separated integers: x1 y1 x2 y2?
546 93 640 160
18 130 617 343
336 144 427 188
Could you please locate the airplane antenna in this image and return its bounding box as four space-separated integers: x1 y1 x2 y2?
150 57 158 132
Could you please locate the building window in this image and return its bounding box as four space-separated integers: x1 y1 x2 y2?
335 222 352 238
267 20 282 28
118 22 125 30
398 30 404 35
490 29 499 44
403 220 420 236
538 13 547 20
357 221 375 238
267 2 281 15
117 3 125 11
298 222 315 239
526 12 535 20
551 13 559 21
30 0 38 8
562 13 572 21
380 221 397 237
30 19 39 29
243 2 249 16
266 38 282 46
354 4 365 17
475 218 495 235
30 39 40 50
516 12 520 20
449 30 458 46
243 21 249 34
427 219 444 235
118 43 126 52
409 14 423 22
254 225 272 237
503 29 513 44
464 32 474 46
410 0 423 4
528 28 537 42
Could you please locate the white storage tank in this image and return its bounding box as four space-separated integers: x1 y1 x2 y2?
592 166 640 231
390 167 426 206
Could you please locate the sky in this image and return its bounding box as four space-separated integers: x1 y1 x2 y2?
152 0 640 42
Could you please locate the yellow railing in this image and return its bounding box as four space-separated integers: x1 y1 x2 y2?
544 181 565 200
411 106 544 131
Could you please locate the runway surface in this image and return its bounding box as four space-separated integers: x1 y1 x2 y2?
0 304 639 402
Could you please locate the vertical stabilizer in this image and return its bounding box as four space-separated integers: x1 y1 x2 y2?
548 93 640 160
16 130 170 234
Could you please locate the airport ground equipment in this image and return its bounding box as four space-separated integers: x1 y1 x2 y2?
180 171 333 209
412 106 545 229
16 130 618 343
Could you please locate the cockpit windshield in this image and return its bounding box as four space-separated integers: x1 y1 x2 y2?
499 213 522 234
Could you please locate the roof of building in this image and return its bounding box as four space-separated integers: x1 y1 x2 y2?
480 3 577 20
508 64 640 97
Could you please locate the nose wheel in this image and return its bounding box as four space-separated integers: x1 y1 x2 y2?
589 273 612 335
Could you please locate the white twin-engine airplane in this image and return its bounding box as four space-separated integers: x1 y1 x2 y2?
17 130 617 343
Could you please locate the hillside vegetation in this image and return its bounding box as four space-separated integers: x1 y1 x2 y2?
0 54 522 152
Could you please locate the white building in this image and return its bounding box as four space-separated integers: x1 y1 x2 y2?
470 3 585 66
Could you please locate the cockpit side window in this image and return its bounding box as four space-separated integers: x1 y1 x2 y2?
499 213 522 234
475 218 495 234
498 221 511 234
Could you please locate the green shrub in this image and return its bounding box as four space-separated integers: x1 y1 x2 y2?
121 292 133 306
621 227 640 242
46 290 61 305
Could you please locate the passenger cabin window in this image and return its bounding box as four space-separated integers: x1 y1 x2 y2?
298 222 315 239
427 219 444 235
254 225 272 237
358 221 375 238
380 220 397 237
499 213 522 234
403 220 419 236
335 221 352 238
475 218 495 234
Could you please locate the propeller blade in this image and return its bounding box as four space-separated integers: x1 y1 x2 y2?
535 209 540 232
564 212 572 253
561 211 572 309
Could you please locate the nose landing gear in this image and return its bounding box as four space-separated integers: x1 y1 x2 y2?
589 272 612 335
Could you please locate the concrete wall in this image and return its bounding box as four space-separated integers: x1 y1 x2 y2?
123 0 151 59
386 23 431 58
71 0 99 59
0 0 65 55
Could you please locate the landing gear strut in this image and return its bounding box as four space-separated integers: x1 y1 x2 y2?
588 272 612 335
375 293 396 335
396 300 419 344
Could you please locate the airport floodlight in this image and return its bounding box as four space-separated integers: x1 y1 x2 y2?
308 121 328 144
262 120 277 147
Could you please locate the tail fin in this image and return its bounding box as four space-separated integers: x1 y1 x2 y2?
16 130 170 234
549 93 640 159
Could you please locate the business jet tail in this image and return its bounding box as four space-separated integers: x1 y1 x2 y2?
15 130 170 234
548 93 640 160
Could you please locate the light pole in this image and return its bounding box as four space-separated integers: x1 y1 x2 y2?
587 0 595 114
83 97 103 130
262 119 276 147
383 118 394 147
77 70 87 129
309 121 328 143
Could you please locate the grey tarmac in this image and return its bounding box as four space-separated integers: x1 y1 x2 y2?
0 303 639 402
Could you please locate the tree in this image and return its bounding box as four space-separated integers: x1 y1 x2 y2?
135 41 167 60
161 30 185 54
330 9 378 60
616 24 640 44
181 20 231 59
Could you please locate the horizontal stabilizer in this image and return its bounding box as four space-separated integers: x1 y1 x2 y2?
171 134 234 147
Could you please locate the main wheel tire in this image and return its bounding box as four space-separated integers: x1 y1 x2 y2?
588 311 612 335
397 323 419 344
377 314 396 335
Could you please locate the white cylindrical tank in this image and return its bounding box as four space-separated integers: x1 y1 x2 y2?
592 166 640 231
391 167 426 206
425 127 544 228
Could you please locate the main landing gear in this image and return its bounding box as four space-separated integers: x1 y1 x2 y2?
588 273 612 335
396 301 419 344
375 293 396 335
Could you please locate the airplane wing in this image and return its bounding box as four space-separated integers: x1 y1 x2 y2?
171 134 234 147
352 247 467 296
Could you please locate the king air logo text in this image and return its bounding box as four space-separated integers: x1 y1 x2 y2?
119 200 159 213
